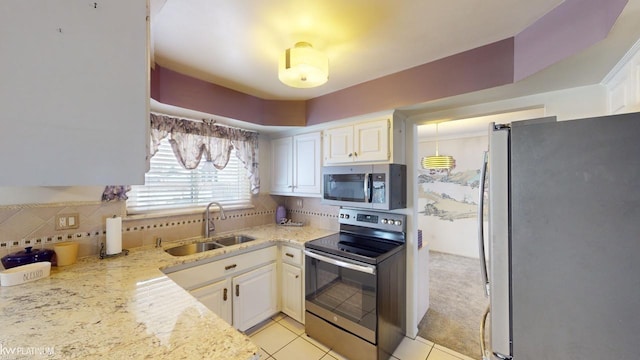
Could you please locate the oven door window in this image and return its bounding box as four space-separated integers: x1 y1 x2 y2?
323 174 367 202
306 255 377 333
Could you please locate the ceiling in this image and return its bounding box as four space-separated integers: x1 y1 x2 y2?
151 0 640 135
151 0 566 101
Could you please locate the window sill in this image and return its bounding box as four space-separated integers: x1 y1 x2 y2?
125 203 255 221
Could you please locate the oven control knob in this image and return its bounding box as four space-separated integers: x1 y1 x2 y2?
381 219 388 224
344 214 350 219
394 220 402 226
339 214 344 218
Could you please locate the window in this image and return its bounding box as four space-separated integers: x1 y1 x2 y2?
127 138 251 213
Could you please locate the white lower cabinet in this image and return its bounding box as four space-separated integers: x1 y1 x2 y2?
190 278 233 325
166 243 307 330
166 246 279 331
232 263 278 331
281 262 303 323
189 263 277 331
280 244 304 323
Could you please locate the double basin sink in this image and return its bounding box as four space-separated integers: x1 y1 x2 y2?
165 235 255 257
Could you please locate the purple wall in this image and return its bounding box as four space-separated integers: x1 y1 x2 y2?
152 66 307 126
514 0 627 81
306 39 515 125
151 39 515 126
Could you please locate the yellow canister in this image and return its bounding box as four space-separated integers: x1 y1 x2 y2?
53 242 79 266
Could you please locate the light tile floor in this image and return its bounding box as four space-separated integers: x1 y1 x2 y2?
246 313 477 360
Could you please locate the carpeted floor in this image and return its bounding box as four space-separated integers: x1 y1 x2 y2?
417 251 489 360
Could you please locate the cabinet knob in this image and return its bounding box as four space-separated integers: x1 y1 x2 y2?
295 275 299 279
348 153 353 157
236 284 240 297
353 152 358 157
223 288 228 301
225 264 237 270
285 253 294 258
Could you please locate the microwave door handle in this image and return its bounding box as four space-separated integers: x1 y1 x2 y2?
364 173 372 202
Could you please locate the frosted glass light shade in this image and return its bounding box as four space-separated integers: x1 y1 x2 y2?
278 42 328 88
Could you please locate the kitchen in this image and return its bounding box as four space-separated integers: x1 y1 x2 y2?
2 1 640 360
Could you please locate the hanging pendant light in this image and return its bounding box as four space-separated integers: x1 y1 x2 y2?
278 42 328 88
422 123 456 170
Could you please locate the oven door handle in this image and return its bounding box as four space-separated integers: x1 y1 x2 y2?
304 249 376 275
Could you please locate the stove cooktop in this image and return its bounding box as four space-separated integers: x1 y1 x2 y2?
305 232 404 265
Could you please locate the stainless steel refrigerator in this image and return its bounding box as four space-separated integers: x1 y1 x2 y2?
478 113 640 360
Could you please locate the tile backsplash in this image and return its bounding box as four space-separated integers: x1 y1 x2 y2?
0 201 124 260
0 194 339 261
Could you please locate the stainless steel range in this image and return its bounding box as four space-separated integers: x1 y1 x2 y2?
304 207 406 360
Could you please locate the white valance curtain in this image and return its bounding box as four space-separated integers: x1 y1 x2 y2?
101 113 260 202
149 113 260 194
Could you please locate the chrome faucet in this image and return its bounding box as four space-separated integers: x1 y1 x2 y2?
205 201 227 238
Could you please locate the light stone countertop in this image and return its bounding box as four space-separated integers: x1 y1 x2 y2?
0 224 337 360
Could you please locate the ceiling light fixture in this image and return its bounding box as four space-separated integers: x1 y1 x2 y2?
278 42 328 88
422 123 456 171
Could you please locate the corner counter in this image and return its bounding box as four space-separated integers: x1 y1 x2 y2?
0 224 337 359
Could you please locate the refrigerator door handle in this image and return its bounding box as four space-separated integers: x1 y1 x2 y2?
478 151 490 296
480 304 491 360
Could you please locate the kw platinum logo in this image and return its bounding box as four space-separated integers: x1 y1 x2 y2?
0 344 55 358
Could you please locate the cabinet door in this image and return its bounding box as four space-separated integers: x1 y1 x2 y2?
353 119 390 162
281 263 303 323
233 262 278 331
293 132 322 195
270 137 294 194
191 278 233 325
323 125 354 164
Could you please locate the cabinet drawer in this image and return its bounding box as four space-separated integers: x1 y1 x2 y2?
281 245 302 266
167 246 277 290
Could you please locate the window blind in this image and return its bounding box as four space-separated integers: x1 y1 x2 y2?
127 138 251 213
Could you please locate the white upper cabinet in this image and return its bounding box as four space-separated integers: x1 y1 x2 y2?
323 117 404 165
270 132 322 196
270 137 294 193
353 119 390 162
0 0 149 185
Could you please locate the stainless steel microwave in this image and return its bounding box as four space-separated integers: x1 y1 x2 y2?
321 164 406 210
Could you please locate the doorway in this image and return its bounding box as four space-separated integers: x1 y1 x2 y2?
414 108 544 359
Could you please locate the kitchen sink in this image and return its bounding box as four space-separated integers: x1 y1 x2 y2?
213 235 256 246
165 242 224 257
164 235 256 256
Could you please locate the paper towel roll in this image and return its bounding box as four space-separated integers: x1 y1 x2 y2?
106 216 122 255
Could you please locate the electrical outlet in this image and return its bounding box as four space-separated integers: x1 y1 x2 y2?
55 213 79 230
